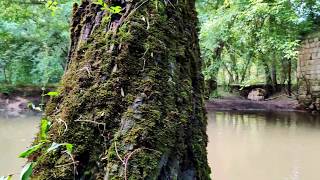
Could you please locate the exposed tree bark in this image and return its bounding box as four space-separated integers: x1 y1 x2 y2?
31 0 210 179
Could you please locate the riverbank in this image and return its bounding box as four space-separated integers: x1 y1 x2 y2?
0 88 306 117
0 86 55 116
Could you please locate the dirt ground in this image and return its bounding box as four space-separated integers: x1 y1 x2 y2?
206 91 304 112
0 87 305 117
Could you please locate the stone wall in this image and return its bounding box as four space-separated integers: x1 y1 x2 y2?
297 32 320 111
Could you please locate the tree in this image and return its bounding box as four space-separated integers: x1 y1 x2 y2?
30 0 210 179
198 0 318 93
0 0 71 86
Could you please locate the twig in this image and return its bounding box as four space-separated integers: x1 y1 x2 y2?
57 118 68 135
141 48 149 71
54 161 78 168
114 142 125 164
113 142 160 180
74 119 106 128
123 0 149 24
123 148 142 180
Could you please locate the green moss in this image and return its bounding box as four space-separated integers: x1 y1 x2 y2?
32 0 210 179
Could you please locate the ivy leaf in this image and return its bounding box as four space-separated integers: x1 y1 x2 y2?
19 143 44 158
47 91 60 97
20 163 33 180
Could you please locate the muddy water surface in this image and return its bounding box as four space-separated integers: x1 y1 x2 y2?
0 114 39 177
208 111 320 180
1 111 320 180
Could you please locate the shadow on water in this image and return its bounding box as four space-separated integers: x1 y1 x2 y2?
207 110 320 180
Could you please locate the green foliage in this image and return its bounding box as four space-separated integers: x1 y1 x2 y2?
20 163 33 180
46 0 59 15
16 116 74 179
93 0 122 22
93 0 122 14
209 90 221 99
19 143 44 158
46 91 60 97
40 118 50 141
47 142 73 154
0 0 71 86
0 84 15 94
197 0 320 86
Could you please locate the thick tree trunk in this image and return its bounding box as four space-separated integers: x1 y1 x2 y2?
31 0 210 179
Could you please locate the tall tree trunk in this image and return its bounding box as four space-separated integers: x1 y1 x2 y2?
226 44 238 83
271 57 277 91
2 66 7 83
31 0 210 179
262 58 272 85
287 58 292 96
240 51 253 83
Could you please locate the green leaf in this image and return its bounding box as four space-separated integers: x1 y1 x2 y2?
47 142 74 154
93 0 104 6
19 143 44 158
64 143 73 154
20 162 33 180
40 118 50 140
109 6 122 14
46 91 60 97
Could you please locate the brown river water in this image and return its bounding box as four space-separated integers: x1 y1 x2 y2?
1 111 320 179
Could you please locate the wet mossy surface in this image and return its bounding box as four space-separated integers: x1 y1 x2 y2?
31 0 211 179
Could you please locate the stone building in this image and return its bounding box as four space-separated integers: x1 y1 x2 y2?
297 32 320 111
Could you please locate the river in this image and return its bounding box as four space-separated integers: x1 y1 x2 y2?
1 111 320 179
0 113 39 177
207 111 320 180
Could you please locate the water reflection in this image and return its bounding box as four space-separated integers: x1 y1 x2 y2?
207 111 320 180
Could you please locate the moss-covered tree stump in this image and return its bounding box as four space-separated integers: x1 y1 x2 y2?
31 0 210 179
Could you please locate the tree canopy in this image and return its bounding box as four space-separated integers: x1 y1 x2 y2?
0 0 320 90
197 0 320 88
0 0 72 86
